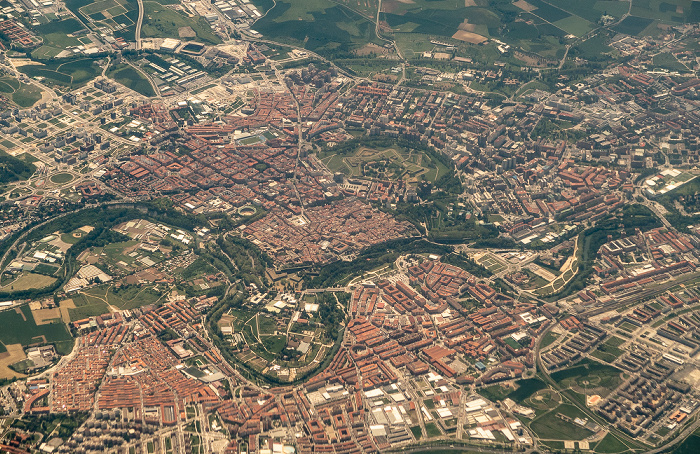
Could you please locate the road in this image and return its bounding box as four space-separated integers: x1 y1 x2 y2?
135 0 144 50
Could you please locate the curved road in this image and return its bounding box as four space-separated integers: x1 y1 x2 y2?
135 0 144 50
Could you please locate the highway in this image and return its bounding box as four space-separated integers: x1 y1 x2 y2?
135 0 144 50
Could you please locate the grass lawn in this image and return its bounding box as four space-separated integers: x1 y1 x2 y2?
552 15 595 37
478 378 547 404
81 284 164 312
410 425 422 440
550 359 623 396
60 232 83 245
1 273 56 291
261 335 287 354
508 378 548 403
50 173 74 184
12 83 43 107
0 76 42 107
529 404 594 440
605 336 626 347
108 64 155 97
0 140 16 150
68 293 111 321
541 331 559 348
653 52 688 72
0 76 20 93
19 58 101 88
424 422 441 438
595 432 631 453
591 336 626 362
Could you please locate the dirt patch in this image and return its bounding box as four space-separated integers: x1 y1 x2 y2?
32 307 62 325
514 0 536 12
78 225 95 234
179 26 196 38
458 21 477 32
77 250 91 263
49 237 72 254
59 299 76 324
354 43 390 57
464 0 477 6
9 59 44 67
381 0 414 13
14 307 26 322
452 30 488 44
31 335 47 345
0 344 26 379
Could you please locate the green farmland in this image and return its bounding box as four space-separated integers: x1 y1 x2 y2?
0 304 73 354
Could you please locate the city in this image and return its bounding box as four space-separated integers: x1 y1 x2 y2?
0 0 699 453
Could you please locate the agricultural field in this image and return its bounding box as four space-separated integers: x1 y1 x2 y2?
0 305 73 355
141 0 221 45
549 0 630 23
62 0 138 39
380 0 595 61
251 0 379 56
573 32 615 61
629 0 700 24
0 343 27 379
31 19 85 59
250 0 694 63
613 15 654 35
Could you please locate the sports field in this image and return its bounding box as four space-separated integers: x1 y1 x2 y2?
0 273 56 291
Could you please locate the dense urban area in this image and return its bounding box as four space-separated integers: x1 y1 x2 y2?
1 0 700 453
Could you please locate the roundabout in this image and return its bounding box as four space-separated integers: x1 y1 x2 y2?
49 172 75 185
